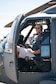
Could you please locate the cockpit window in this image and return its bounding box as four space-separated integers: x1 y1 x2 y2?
21 25 32 37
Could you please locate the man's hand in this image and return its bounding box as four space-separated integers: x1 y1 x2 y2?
27 48 34 54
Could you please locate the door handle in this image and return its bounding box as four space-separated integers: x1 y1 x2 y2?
9 61 13 64
9 61 13 67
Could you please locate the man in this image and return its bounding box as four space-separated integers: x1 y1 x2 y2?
17 24 43 59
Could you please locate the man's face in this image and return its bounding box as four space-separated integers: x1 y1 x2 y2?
35 24 42 35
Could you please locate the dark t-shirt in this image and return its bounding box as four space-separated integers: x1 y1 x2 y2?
32 33 42 60
32 34 42 50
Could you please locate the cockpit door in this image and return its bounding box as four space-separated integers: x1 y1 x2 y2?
3 15 24 83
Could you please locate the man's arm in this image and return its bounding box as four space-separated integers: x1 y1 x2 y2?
27 48 40 55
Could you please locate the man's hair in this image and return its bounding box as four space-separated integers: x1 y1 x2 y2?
35 23 43 31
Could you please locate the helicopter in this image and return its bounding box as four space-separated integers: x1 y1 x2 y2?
0 0 56 84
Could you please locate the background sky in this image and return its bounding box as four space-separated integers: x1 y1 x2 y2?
0 0 50 39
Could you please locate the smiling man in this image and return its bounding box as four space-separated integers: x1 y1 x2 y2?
17 23 43 60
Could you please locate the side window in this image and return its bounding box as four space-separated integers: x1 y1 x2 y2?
40 28 51 72
41 30 50 58
41 36 50 58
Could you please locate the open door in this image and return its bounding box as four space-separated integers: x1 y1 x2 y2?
3 20 18 82
3 15 24 83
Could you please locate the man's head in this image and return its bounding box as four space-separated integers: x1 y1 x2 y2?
35 24 43 35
